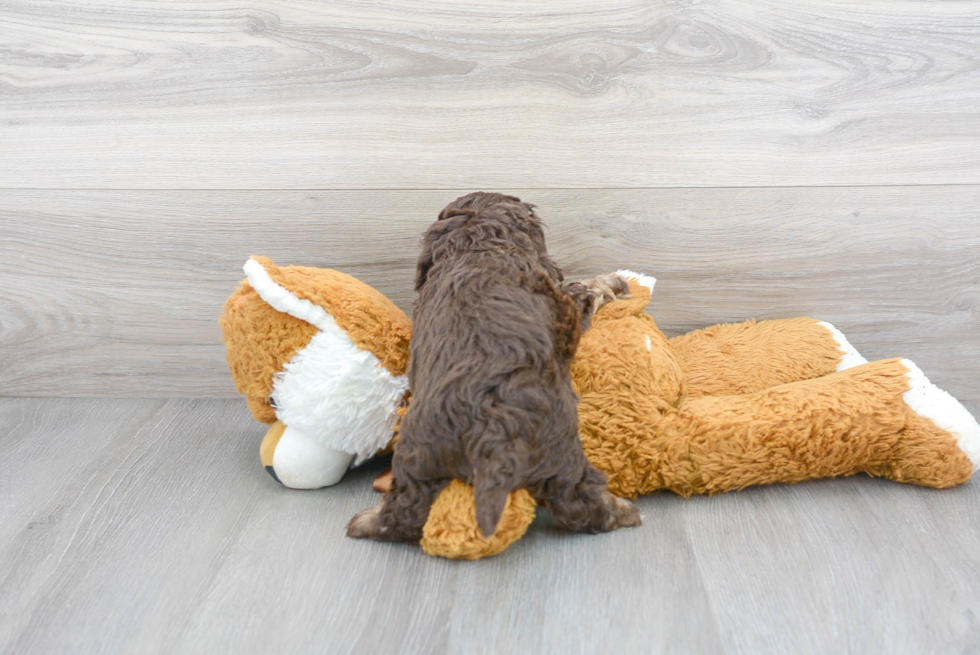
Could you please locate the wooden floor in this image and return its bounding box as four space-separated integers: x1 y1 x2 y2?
2 397 979 654
3 0 980 653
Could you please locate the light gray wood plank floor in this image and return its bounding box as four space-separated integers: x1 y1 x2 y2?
2 397 979 655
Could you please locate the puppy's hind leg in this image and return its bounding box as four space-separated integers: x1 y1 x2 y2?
535 463 641 534
347 476 449 542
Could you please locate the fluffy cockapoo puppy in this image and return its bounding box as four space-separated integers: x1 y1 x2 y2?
347 192 641 542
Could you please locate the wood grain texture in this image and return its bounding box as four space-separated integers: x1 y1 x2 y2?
2 0 979 188
2 187 978 399
1 398 978 654
686 477 980 654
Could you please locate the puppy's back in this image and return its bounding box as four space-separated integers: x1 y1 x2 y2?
404 203 576 537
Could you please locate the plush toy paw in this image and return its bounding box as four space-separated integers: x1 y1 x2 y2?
870 358 980 488
373 467 394 492
901 358 980 470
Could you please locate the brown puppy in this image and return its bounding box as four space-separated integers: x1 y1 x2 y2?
347 192 640 542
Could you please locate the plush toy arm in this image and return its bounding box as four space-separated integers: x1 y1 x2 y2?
606 358 977 497
669 318 868 398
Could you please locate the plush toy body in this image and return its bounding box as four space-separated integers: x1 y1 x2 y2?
221 258 980 559
572 277 978 497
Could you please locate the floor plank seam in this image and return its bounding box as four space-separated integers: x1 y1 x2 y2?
1 182 979 192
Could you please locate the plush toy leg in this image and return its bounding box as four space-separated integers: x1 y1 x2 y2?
259 421 287 483
259 421 354 489
612 358 976 497
416 461 638 560
864 359 980 486
373 467 394 492
669 318 868 398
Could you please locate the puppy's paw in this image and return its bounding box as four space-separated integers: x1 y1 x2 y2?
576 273 630 315
602 492 642 531
590 273 631 301
346 504 384 539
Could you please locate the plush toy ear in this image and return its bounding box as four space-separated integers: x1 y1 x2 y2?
420 481 537 560
220 273 320 424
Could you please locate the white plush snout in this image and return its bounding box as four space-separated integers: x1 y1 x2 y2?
272 425 355 489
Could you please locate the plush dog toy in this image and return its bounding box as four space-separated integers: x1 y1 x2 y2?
221 257 980 559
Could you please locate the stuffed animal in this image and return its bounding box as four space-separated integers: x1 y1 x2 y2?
221 257 980 560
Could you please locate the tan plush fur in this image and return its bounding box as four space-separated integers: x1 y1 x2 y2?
255 257 412 375
420 482 537 560
260 421 286 468
221 281 320 423
220 257 412 424
669 317 842 398
574 281 971 496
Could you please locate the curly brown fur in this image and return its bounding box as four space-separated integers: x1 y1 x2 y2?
347 192 640 542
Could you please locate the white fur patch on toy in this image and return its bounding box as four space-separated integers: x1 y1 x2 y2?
615 270 657 292
817 321 868 371
902 358 980 471
244 257 409 464
272 425 354 488
273 329 408 464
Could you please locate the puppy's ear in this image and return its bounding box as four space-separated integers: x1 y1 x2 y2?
520 206 563 285
415 221 443 291
415 248 433 292
416 213 469 291
415 220 442 291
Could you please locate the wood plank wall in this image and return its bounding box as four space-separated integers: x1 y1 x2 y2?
1 1 978 399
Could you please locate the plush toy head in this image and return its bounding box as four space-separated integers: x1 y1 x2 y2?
221 257 411 487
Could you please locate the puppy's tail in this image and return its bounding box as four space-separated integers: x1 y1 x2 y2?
473 457 511 539
472 408 533 538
